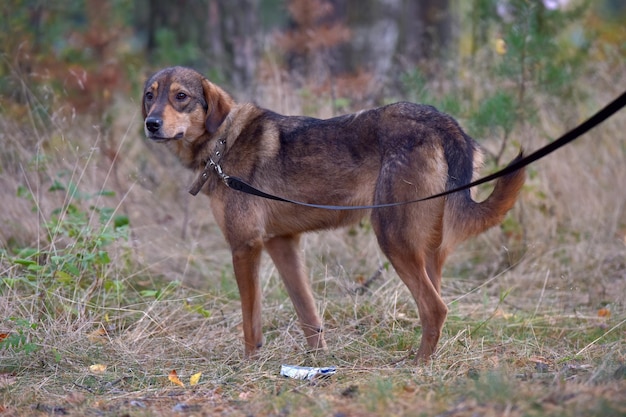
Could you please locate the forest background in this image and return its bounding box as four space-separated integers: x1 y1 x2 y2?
1 0 625 416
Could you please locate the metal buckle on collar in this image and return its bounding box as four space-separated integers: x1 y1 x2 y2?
188 138 228 195
209 157 229 185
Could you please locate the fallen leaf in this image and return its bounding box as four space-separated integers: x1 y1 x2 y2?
87 328 108 343
89 364 107 374
495 38 507 55
493 307 513 319
529 356 549 364
528 356 552 373
169 370 185 388
190 372 202 386
0 333 8 342
402 383 417 393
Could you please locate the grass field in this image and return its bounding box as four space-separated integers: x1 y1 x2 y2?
1 62 625 416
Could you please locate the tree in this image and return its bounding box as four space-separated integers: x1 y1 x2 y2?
136 0 261 90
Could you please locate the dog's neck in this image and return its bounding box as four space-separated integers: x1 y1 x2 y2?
184 103 266 195
186 109 237 195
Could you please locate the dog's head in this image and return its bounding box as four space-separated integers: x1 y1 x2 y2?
142 66 234 142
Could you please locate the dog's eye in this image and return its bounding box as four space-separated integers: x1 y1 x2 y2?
145 92 154 101
176 92 187 100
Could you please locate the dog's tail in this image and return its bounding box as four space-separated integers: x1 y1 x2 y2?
442 151 526 249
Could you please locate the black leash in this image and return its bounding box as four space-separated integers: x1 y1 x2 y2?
196 90 626 210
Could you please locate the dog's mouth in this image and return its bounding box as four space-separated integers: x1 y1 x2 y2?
146 132 184 142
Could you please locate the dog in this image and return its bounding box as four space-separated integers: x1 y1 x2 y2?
142 66 525 363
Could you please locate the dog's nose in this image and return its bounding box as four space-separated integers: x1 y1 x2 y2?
145 117 162 133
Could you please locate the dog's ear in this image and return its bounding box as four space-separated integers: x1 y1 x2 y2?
202 78 233 135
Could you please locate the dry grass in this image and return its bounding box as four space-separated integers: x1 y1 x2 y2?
0 65 625 416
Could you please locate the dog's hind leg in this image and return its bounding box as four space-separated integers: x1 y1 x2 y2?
380 246 447 362
371 206 448 363
264 235 327 351
425 248 448 296
231 239 265 357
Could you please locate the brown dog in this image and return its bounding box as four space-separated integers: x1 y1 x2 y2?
142 66 525 362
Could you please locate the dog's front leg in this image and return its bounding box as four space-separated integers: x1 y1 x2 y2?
264 235 327 351
231 240 264 357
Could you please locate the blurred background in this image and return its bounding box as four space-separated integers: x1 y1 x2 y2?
2 0 625 114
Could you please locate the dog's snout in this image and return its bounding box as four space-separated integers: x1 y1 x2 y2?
145 117 162 133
